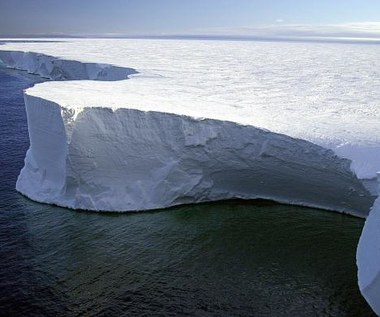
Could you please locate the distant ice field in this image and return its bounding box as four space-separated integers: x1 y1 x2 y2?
1 39 379 179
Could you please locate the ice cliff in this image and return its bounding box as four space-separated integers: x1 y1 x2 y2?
17 92 372 215
357 174 380 316
0 46 376 215
0 48 373 215
1 39 380 180
1 39 379 315
0 50 136 80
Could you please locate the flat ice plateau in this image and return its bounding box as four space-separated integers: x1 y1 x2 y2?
0 39 378 215
1 38 380 315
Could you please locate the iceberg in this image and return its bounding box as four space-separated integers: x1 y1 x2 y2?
15 89 372 214
0 50 136 80
1 38 379 315
357 174 380 316
0 40 376 215
1 39 379 180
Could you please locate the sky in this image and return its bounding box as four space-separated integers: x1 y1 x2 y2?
1 0 380 38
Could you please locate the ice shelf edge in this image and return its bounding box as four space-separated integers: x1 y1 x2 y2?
2 43 380 316
14 90 373 216
0 46 375 217
0 49 137 81
357 173 380 316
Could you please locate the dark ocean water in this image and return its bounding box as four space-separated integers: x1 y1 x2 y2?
0 67 375 317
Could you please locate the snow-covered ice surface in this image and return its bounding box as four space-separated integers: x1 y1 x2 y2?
357 173 380 316
0 39 378 215
2 37 380 314
1 39 379 179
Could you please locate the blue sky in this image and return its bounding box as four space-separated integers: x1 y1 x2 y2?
1 0 380 37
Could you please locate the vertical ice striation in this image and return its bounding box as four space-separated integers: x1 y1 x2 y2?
0 46 374 214
1 38 379 315
15 91 373 215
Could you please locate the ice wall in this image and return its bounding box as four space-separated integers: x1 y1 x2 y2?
2 39 380 183
357 174 380 316
15 91 373 215
1 43 379 314
0 47 375 216
0 50 137 80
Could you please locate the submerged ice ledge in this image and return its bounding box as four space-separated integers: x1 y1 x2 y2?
0 48 375 217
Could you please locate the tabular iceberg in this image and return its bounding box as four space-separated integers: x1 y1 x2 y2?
1 38 380 315
16 91 372 214
0 42 375 215
2 39 380 178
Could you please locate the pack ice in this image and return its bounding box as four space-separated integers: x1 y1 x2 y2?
1 38 379 315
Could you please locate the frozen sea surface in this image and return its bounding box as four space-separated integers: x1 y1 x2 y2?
1 38 380 179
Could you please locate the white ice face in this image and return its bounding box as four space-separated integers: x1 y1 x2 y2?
1 38 379 179
1 39 379 314
0 39 377 216
357 175 380 316
13 90 373 215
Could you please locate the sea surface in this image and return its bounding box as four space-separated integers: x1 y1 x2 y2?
0 67 375 316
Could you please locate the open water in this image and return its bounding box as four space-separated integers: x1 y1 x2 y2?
0 67 375 316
